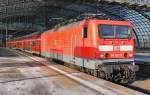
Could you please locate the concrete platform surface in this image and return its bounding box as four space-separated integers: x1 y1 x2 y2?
0 48 146 95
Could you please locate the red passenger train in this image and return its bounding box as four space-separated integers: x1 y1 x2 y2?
8 32 41 54
8 19 138 83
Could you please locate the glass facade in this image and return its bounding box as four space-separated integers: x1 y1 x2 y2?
105 0 150 5
0 0 150 48
98 3 150 48
128 0 150 4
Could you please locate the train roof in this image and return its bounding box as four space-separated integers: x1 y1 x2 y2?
8 32 41 41
43 19 132 34
89 19 132 26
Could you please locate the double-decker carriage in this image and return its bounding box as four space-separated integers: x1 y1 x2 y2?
7 32 41 55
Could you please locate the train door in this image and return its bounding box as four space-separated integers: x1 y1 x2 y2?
71 32 75 63
57 32 63 60
74 26 88 67
82 26 88 66
82 26 88 52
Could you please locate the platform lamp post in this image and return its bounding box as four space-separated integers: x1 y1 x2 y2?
5 21 8 48
5 7 8 48
0 8 4 47
0 9 2 47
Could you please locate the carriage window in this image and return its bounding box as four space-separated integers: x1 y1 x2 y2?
33 42 36 46
83 27 87 38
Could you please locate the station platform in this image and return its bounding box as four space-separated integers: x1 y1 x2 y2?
0 47 145 95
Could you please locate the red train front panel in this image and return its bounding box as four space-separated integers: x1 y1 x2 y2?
95 20 134 59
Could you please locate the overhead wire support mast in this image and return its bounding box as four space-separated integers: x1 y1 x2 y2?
5 7 8 48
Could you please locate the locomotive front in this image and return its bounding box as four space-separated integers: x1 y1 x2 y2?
94 20 138 83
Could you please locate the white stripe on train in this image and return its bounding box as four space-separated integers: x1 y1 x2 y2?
99 45 133 51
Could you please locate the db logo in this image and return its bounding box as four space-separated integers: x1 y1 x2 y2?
114 46 120 51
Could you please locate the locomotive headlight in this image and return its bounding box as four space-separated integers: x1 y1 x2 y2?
124 53 133 58
105 53 110 58
129 53 133 57
124 53 128 57
100 54 105 58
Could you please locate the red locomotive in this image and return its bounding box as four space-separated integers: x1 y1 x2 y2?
8 19 138 83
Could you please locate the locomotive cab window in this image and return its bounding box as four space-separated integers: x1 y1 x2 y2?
99 25 131 39
82 27 88 38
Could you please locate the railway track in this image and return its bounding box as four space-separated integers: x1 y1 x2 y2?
57 60 150 94
121 84 150 95
137 71 150 78
114 61 150 94
9 49 149 95
58 61 150 94
123 61 150 94
135 62 150 78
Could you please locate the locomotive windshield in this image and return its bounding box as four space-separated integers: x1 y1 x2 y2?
99 25 131 39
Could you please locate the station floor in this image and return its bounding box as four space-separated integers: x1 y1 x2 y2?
0 48 148 95
0 48 100 95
